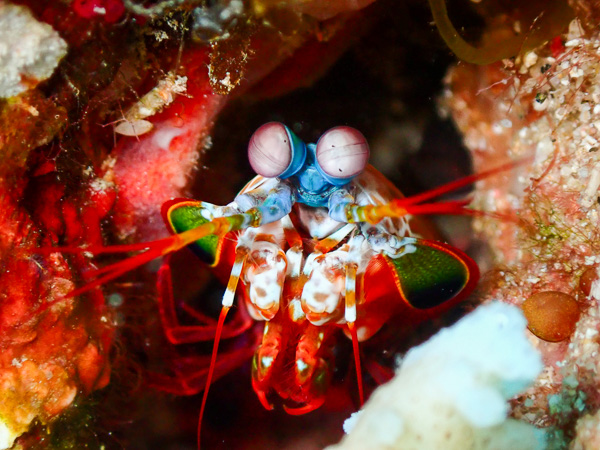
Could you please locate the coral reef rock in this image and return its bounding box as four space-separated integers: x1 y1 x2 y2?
0 3 67 98
444 15 600 445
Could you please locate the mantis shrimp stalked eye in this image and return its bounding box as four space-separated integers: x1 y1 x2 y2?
248 121 305 178
315 126 370 183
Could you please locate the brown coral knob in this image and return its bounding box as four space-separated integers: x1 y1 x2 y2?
522 291 580 342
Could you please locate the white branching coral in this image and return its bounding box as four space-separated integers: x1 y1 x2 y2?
0 2 67 98
330 303 545 450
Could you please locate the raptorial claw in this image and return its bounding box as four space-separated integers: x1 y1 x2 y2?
245 241 287 320
301 251 346 325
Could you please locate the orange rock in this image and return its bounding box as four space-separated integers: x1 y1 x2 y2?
522 291 580 342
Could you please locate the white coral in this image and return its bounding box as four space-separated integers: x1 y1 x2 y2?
0 418 18 450
330 302 545 450
0 2 67 98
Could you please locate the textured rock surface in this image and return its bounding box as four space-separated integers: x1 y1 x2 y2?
0 3 67 98
444 17 600 447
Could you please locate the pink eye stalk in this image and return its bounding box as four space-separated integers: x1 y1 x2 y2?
316 126 370 180
248 122 293 178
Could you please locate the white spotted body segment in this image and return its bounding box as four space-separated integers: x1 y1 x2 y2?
301 250 347 325
244 241 287 320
